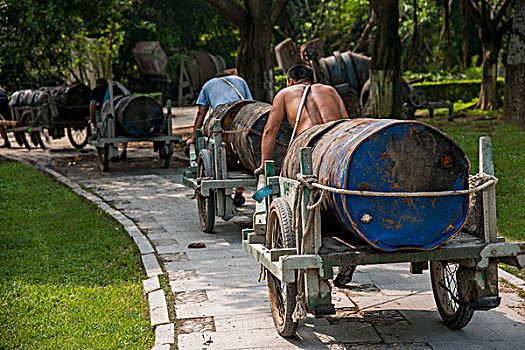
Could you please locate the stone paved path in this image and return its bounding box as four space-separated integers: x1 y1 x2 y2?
1 122 524 350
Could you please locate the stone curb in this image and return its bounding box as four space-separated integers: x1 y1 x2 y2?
498 268 525 291
3 158 176 348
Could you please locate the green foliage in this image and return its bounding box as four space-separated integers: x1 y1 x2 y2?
0 0 133 90
274 67 287 92
134 91 163 104
275 0 370 54
425 120 525 241
0 162 153 349
413 79 505 103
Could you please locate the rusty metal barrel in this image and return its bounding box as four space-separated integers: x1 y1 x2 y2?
282 119 470 251
202 100 293 172
203 100 256 168
103 95 164 137
10 84 91 121
316 51 370 116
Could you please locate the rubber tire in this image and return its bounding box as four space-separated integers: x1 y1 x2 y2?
67 126 89 149
31 131 46 150
266 197 298 338
197 149 215 233
430 261 475 329
97 145 109 172
14 132 25 147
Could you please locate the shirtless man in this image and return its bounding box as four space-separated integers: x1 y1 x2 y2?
257 64 348 174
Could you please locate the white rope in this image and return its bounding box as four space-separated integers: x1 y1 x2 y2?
296 173 497 198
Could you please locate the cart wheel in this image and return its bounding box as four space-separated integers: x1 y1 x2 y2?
197 149 215 232
97 145 109 172
266 197 298 338
159 143 171 168
14 132 30 150
67 126 89 149
30 131 39 146
30 131 46 150
430 261 475 329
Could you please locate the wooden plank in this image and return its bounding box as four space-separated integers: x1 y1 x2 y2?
480 137 498 243
0 120 18 126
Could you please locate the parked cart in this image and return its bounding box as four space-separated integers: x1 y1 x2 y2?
1 84 92 150
89 95 181 172
242 120 525 337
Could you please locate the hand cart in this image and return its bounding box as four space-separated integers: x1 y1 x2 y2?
182 119 258 232
242 137 525 337
89 99 181 172
1 90 90 150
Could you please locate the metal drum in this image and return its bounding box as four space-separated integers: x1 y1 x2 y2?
203 101 293 172
228 102 294 172
282 119 470 251
319 51 370 93
104 95 164 138
202 100 256 168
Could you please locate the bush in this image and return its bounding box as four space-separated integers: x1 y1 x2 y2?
412 79 505 102
134 92 163 104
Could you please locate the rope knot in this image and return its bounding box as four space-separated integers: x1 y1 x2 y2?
297 173 318 189
292 292 307 321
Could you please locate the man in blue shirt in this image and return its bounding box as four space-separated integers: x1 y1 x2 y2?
186 72 252 146
186 71 253 206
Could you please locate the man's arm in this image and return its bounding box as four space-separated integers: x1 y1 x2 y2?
89 101 96 124
186 105 208 146
260 92 286 168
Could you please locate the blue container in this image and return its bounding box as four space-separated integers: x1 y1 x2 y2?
103 95 164 138
282 119 470 251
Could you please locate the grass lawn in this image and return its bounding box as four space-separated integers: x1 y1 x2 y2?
424 117 524 242
0 162 153 349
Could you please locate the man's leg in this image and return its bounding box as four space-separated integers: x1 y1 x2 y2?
120 142 128 161
0 126 10 148
233 187 245 207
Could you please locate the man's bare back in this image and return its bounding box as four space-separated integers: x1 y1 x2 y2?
256 64 349 174
280 83 348 134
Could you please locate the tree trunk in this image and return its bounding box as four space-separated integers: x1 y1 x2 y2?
238 18 274 102
366 0 402 119
463 0 513 110
479 40 501 110
205 0 288 103
504 2 525 127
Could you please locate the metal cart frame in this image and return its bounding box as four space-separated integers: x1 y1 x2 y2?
183 120 258 232
1 93 89 150
89 99 181 172
242 137 525 337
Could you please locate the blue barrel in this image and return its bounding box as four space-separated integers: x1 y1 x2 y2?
102 95 164 137
282 119 470 251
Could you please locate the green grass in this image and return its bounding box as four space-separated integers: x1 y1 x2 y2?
0 162 153 349
424 119 525 241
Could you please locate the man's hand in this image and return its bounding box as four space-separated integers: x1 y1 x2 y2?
254 166 264 176
186 136 196 147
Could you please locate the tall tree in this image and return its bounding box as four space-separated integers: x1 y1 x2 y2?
463 0 513 110
204 0 289 102
503 1 525 127
366 0 402 118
